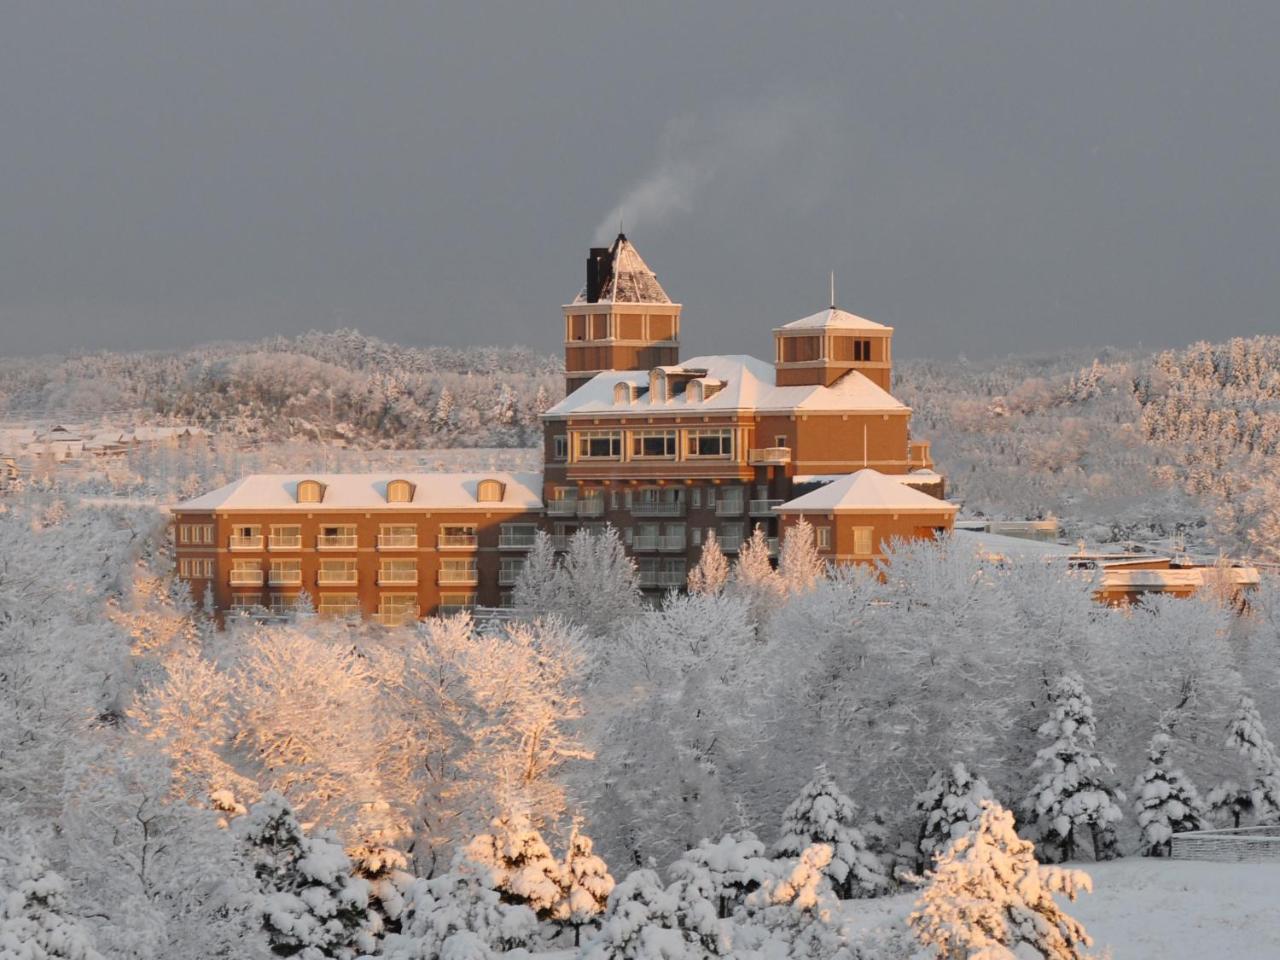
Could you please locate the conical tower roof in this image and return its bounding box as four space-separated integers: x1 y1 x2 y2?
573 233 672 305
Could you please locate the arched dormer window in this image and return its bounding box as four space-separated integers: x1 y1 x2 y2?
613 382 634 405
689 380 704 402
649 368 667 404
386 479 415 503
297 479 325 504
476 478 505 503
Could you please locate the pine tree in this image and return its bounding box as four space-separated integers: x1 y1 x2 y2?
0 842 103 960
1133 731 1206 857
511 529 560 613
909 801 1094 960
1023 674 1124 862
913 762 994 871
775 766 887 899
778 518 823 594
668 831 772 920
743 844 858 960
552 820 614 946
1208 694 1280 826
687 530 730 596
580 869 690 960
463 809 562 920
235 792 371 958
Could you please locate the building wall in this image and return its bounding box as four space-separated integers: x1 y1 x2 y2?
778 508 956 563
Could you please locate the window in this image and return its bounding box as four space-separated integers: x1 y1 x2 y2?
269 524 301 549
499 556 525 585
613 382 636 404
686 428 734 459
270 594 302 616
297 479 325 503
775 435 788 449
379 524 417 548
386 479 414 503
855 339 871 362
379 558 417 584
230 595 263 615
318 558 358 585
499 522 538 548
476 478 505 502
318 593 360 617
378 594 418 626
552 435 568 461
230 524 261 548
631 430 677 459
691 488 702 509
229 559 262 585
269 559 302 586
692 528 701 547
816 526 832 551
179 523 214 544
439 592 477 615
439 558 478 584
576 431 623 460
706 487 716 509
179 558 214 579
853 527 874 556
439 524 478 548
318 524 357 548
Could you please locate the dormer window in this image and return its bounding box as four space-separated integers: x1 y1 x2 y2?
613 382 636 405
386 479 415 503
297 479 325 504
476 478 505 503
649 368 667 404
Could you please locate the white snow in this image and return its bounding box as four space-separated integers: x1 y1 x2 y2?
776 469 959 515
775 306 891 332
174 471 544 511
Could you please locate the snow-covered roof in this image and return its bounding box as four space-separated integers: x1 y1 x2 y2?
544 354 908 418
571 234 673 305
175 472 544 512
777 469 958 514
775 307 890 333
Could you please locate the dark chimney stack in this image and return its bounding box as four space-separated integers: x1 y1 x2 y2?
585 246 613 303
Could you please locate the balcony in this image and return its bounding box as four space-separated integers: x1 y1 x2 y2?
715 498 745 517
378 534 418 549
378 572 419 586
658 535 686 552
631 501 685 518
748 446 792 466
499 533 537 549
719 533 743 553
547 500 578 517
748 499 782 516
438 569 479 586
576 499 606 518
317 570 358 586
268 535 302 550
640 570 686 589
437 534 478 550
229 535 263 550
229 570 264 586
498 568 522 586
317 534 358 550
439 603 476 616
374 610 418 627
268 571 302 587
551 535 571 551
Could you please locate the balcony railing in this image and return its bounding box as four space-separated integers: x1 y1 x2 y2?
229 535 263 550
317 534 358 549
317 571 358 585
715 498 745 517
268 535 302 550
547 500 578 517
499 533 537 549
631 534 659 551
551 535 571 551
373 610 418 627
438 569 479 586
639 571 686 589
378 572 419 586
748 446 792 466
748 499 782 516
437 534 478 549
576 499 606 518
439 603 476 616
498 568 522 586
229 570 264 586
719 533 743 553
378 534 418 549
658 535 686 552
631 501 685 517
268 571 302 586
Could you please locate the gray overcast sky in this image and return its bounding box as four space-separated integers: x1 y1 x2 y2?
1 2 1278 362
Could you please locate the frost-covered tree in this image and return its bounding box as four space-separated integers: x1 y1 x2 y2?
235 792 371 959
512 529 561 612
1133 731 1206 857
777 518 823 595
729 525 782 629
0 838 102 960
463 810 562 919
1023 674 1124 862
909 801 1094 960
552 820 614 946
913 762 994 871
668 832 771 920
554 526 643 639
687 530 730 596
580 869 689 960
774 767 887 899
1207 694 1280 826
742 844 858 960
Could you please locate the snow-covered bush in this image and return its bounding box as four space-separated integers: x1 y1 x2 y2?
774 767 888 898
912 763 994 871
0 839 102 960
552 821 615 946
668 832 771 920
464 810 562 920
580 868 710 960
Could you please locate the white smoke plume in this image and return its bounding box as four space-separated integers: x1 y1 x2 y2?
594 93 826 244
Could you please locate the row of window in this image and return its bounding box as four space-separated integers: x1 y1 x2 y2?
226 592 478 619
547 484 761 514
291 478 506 505
192 522 540 550
569 428 736 462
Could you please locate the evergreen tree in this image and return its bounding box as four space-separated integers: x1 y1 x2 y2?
1023 674 1124 862
909 801 1094 960
555 526 643 638
775 766 887 898
463 810 561 920
743 844 858 960
687 530 730 596
729 525 782 630
778 518 823 594
511 529 561 613
1133 732 1206 857
668 831 772 920
913 762 994 871
0 841 103 960
552 820 614 946
580 869 690 960
1207 694 1280 826
235 792 371 958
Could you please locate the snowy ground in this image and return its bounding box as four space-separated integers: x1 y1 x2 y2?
850 858 1280 959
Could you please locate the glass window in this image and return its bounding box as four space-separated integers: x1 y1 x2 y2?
553 436 568 461
577 432 623 459
318 593 359 617
816 526 832 551
853 527 874 556
631 430 677 459
685 429 733 459
387 479 414 503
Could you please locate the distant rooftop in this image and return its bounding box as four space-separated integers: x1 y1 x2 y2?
175 472 543 512
777 468 957 513
776 306 890 333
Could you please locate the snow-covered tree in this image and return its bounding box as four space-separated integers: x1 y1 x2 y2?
1023 674 1124 862
1207 694 1280 826
463 809 562 919
235 792 371 959
553 526 643 639
668 832 771 920
512 530 561 613
580 869 690 960
1133 731 1206 857
0 838 102 960
742 844 857 960
909 800 1094 960
552 819 614 946
777 518 823 595
687 530 730 596
729 525 782 629
774 767 887 898
913 762 994 871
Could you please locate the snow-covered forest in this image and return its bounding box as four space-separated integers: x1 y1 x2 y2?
4 481 1280 958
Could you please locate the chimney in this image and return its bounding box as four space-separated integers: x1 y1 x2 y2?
585 246 612 303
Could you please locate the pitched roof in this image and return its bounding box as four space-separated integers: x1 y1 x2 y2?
174 472 543 512
776 306 890 332
572 234 673 305
544 354 908 418
777 469 957 514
